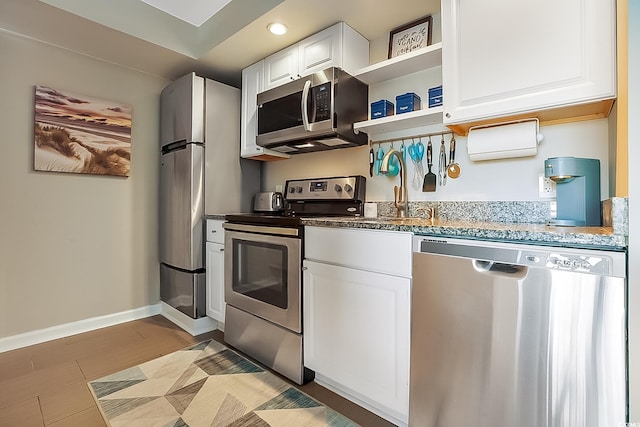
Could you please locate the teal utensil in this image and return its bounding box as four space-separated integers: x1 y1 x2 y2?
387 144 399 176
375 146 384 175
409 138 425 190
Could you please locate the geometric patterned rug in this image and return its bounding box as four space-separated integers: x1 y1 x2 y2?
88 339 359 427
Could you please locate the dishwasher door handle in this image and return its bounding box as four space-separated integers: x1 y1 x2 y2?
472 260 529 279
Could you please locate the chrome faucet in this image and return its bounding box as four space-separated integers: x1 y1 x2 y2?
380 149 408 218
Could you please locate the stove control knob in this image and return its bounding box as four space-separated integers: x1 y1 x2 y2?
344 184 353 192
334 184 342 192
296 186 303 193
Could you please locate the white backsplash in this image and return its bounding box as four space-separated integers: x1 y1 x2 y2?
262 118 611 202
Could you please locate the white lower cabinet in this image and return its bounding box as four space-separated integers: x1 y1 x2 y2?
303 226 411 426
205 242 225 322
205 220 225 323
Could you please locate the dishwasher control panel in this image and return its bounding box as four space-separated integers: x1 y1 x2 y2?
519 249 608 274
545 253 606 274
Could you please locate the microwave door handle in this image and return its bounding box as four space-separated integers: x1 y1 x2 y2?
301 80 311 131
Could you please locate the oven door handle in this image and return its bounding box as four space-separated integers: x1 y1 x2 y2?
223 222 300 237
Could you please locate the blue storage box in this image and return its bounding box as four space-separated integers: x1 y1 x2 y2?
428 85 443 97
395 92 421 114
429 95 443 108
428 85 443 108
371 99 394 119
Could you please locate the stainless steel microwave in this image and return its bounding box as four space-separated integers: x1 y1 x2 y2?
256 67 368 154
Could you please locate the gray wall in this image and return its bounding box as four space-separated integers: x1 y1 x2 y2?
0 30 167 337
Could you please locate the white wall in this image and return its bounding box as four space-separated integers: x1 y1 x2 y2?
262 118 610 202
0 30 167 338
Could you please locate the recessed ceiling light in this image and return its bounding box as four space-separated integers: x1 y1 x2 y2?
268 23 287 35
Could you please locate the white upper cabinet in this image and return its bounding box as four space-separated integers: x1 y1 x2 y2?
298 26 341 76
263 22 369 91
264 46 299 90
240 60 290 160
442 0 616 131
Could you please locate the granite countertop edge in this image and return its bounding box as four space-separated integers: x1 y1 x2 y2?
205 214 227 221
301 217 628 250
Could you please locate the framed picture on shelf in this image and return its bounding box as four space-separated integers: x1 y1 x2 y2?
388 15 433 59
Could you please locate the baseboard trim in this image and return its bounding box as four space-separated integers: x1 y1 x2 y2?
313 374 408 427
160 302 218 336
0 304 163 353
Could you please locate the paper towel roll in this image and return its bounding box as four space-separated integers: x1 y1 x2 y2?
467 120 541 161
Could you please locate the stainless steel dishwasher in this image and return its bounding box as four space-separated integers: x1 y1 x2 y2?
410 236 627 427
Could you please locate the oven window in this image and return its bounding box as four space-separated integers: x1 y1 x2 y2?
232 239 288 309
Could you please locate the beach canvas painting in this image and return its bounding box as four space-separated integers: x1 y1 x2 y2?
34 85 132 177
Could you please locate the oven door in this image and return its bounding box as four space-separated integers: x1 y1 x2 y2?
224 224 302 333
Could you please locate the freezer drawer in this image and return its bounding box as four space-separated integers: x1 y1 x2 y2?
160 263 205 319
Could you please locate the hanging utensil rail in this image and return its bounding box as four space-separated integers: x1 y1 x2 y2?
368 130 454 148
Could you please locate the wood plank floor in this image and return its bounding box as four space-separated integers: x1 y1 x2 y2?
0 315 395 426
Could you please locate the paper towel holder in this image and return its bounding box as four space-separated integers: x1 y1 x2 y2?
467 118 544 162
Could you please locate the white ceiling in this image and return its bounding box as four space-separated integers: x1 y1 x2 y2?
139 0 233 27
0 0 439 87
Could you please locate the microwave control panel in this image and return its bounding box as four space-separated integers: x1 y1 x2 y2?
311 83 331 122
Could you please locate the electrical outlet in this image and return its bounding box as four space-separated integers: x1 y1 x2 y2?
538 174 556 198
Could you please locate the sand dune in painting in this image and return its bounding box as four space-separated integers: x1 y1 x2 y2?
34 85 132 177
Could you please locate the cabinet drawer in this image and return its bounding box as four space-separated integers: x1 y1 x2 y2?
206 219 225 244
304 226 412 277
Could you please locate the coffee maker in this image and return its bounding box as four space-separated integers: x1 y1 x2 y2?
544 157 601 226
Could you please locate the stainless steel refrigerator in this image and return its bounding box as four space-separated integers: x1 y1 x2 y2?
159 72 260 319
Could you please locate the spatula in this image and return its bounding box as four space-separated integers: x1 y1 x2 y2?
422 138 436 192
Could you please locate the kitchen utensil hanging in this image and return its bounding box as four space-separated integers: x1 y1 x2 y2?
375 146 384 175
438 134 447 186
422 136 437 192
368 144 374 177
368 131 455 185
408 138 424 190
387 142 400 176
447 135 461 179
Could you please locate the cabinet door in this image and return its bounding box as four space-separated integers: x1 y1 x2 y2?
264 45 299 91
442 0 615 125
303 260 410 422
240 61 289 160
205 242 225 322
298 25 340 77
